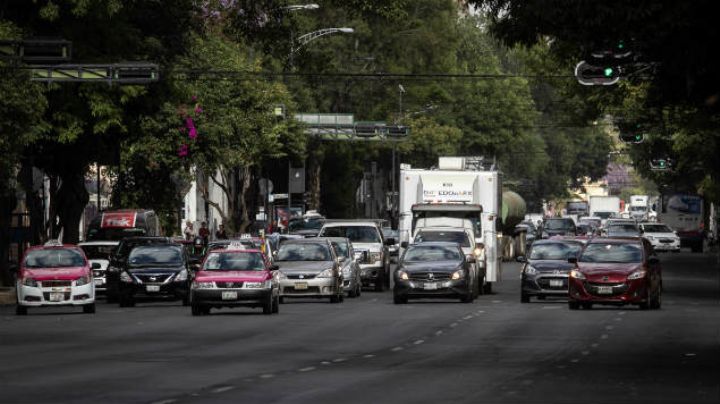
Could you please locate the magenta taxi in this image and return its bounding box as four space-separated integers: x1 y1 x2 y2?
15 241 98 315
189 245 279 315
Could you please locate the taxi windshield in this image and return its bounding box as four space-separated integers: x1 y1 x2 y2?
203 252 265 271
24 249 85 268
579 243 642 263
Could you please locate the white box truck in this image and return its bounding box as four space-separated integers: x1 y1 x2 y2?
399 157 502 293
588 196 621 224
629 194 650 221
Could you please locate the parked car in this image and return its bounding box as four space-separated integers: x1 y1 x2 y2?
568 237 662 310
540 218 577 238
105 236 173 302
15 241 97 315
318 221 392 291
189 245 279 315
639 222 681 252
327 237 362 298
78 240 119 294
117 243 190 307
275 238 344 303
519 239 584 303
394 242 475 304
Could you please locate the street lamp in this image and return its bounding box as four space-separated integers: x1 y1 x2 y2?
291 27 355 55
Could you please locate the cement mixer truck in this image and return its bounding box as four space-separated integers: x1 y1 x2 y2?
398 157 527 293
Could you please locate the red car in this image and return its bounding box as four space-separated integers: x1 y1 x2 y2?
189 245 279 315
568 237 662 310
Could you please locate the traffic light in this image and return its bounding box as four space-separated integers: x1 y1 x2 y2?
386 125 410 138
617 122 645 144
650 158 672 171
575 61 621 86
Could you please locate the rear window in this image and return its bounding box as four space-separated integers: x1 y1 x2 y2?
414 230 470 247
80 245 116 260
277 243 331 261
25 249 85 268
544 219 575 230
319 226 381 243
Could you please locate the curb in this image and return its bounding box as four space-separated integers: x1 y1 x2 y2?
0 287 16 305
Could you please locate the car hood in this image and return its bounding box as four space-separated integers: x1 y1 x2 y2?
576 262 643 279
527 260 575 272
351 242 382 253
195 271 270 282
23 266 88 280
276 261 333 272
127 266 185 274
400 261 462 273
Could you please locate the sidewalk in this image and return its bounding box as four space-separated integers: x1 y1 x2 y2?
0 287 16 305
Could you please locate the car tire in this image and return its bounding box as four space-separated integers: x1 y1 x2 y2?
483 282 492 295
279 296 286 304
355 283 362 297
348 286 358 298
263 295 273 314
339 293 345 303
639 300 650 310
460 292 473 303
568 301 580 310
106 293 118 304
521 293 530 303
182 296 190 306
374 276 384 292
330 294 341 303
393 293 407 304
83 303 96 314
15 305 27 316
581 302 593 310
191 304 203 316
119 296 135 308
272 295 279 314
650 293 661 309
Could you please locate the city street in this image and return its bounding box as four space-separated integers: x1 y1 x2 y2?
1 251 718 404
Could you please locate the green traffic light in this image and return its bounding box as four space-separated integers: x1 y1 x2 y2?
634 134 642 141
659 160 666 167
617 40 625 50
603 67 614 77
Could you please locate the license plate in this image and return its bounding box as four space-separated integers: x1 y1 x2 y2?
94 279 103 286
424 282 438 290
221 291 238 300
146 285 161 292
549 279 564 287
597 286 613 294
294 282 308 290
49 292 64 302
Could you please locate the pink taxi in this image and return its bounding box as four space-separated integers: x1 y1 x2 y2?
190 245 279 315
15 241 98 315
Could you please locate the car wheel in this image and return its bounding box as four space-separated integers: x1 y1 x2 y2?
330 294 341 303
460 291 473 303
393 293 407 304
639 300 650 310
568 301 580 310
83 303 96 314
119 296 135 308
191 304 203 316
279 296 286 304
477 276 485 296
15 305 27 316
650 292 661 309
339 293 345 303
272 295 279 314
356 283 362 297
521 293 530 303
182 296 190 306
263 295 273 314
374 276 384 292
581 302 593 310
348 286 358 298
483 282 492 295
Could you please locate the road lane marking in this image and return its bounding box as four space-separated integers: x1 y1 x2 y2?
259 374 275 379
605 325 614 330
570 359 580 363
299 367 316 372
581 351 590 356
212 386 235 393
619 311 626 315
151 400 177 404
684 353 697 357
463 315 474 320
435 330 443 335
591 343 599 348
601 334 609 339
414 340 424 345
450 322 458 328
332 358 347 363
320 361 331 365
391 346 404 352
363 354 375 358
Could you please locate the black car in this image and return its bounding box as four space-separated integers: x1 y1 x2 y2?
393 242 475 304
117 243 190 307
540 218 577 238
105 236 173 302
519 239 584 303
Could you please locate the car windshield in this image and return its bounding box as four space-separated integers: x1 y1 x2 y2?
642 224 673 233
25 249 85 268
277 243 331 261
579 243 642 263
128 246 183 267
320 226 381 243
331 241 350 258
566 202 588 213
203 252 265 271
80 245 116 260
289 218 325 232
414 230 470 247
404 245 462 262
544 220 573 230
529 242 582 260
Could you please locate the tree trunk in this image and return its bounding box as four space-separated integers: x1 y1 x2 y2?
238 165 252 232
55 168 89 244
0 190 17 286
307 143 324 211
20 159 45 245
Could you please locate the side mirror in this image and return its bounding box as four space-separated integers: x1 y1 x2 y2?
567 257 578 264
269 264 279 271
647 257 660 265
384 238 396 246
515 256 526 263
91 262 102 270
400 241 409 249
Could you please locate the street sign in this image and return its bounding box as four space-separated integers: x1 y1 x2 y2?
272 193 289 199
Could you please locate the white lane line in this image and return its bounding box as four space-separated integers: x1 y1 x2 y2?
391 346 404 352
605 325 614 330
450 322 458 328
570 359 580 363
363 354 375 358
463 315 474 320
619 311 626 315
435 330 443 336
581 351 590 356
476 310 485 314
298 367 316 372
212 386 235 393
259 374 275 379
591 343 599 348
414 340 424 345
684 353 697 357
614 317 623 322
151 400 177 404
320 361 331 365
601 334 609 339
332 358 347 363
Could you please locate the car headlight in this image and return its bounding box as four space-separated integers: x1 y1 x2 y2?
342 267 351 277
627 270 647 280
473 246 485 259
397 270 409 280
524 265 537 275
22 277 38 287
192 281 215 289
75 276 90 286
244 282 266 289
276 271 287 279
542 232 549 238
174 269 188 282
317 268 335 278
368 252 382 263
451 269 465 280
120 272 135 283
569 269 586 280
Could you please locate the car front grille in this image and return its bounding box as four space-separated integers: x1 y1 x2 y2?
536 278 567 290
43 292 71 301
216 281 243 288
42 280 72 288
135 274 172 283
409 272 451 281
585 281 628 296
283 286 321 294
287 274 317 280
659 239 675 244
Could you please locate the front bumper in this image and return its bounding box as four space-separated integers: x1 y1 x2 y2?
342 273 359 293
394 278 469 298
568 277 648 305
279 277 339 297
119 281 188 300
192 288 271 307
92 272 107 292
16 283 95 307
648 238 681 251
359 263 384 284
522 274 569 296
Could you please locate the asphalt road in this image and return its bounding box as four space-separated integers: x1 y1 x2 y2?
1 251 718 404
